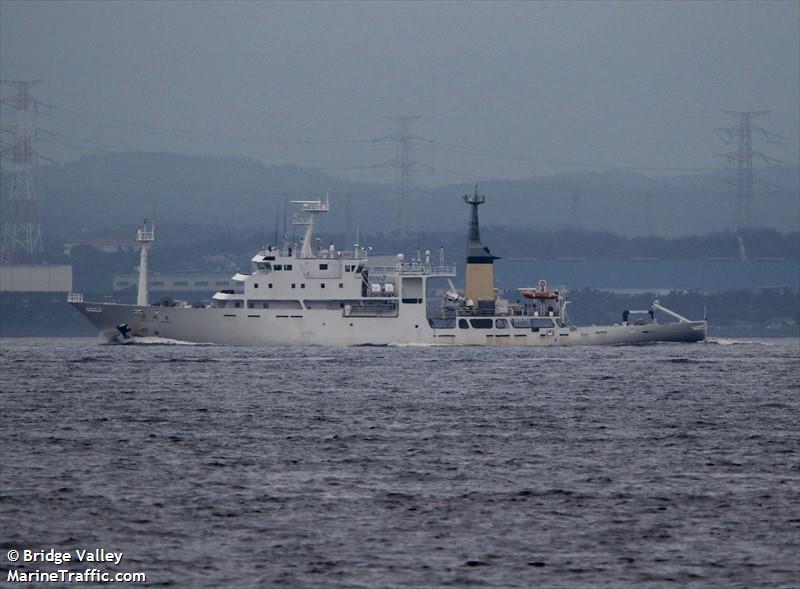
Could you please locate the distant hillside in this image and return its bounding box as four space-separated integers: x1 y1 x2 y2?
34 152 372 245
29 152 800 247
409 168 800 236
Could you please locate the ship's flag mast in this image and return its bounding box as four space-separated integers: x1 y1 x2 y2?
136 220 155 306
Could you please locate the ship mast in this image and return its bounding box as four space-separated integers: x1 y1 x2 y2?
291 195 329 258
136 220 155 306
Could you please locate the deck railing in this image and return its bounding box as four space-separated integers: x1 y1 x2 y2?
369 264 457 276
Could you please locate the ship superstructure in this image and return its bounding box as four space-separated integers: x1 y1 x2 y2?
69 193 706 346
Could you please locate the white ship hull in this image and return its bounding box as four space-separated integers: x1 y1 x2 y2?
70 301 707 346
69 194 707 347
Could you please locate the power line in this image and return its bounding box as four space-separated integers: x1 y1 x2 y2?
416 137 720 173
35 104 383 146
26 100 734 176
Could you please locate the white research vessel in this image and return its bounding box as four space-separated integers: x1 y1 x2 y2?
69 193 706 346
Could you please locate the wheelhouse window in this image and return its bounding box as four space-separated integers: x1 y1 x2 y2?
285 264 293 271
458 319 469 329
319 263 328 270
470 318 493 329
495 318 509 329
274 265 283 271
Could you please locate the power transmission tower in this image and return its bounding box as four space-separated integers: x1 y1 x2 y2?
0 79 45 261
716 110 781 231
384 115 421 235
570 190 582 230
344 192 353 245
645 191 655 236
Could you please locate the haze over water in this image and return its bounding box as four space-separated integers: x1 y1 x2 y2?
2 1 798 181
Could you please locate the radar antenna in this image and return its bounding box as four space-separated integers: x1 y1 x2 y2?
291 194 330 258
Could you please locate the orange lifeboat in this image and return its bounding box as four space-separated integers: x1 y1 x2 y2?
518 288 559 300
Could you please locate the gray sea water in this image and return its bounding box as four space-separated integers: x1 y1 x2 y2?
1 337 798 588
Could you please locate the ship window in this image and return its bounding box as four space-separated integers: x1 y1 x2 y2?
496 318 509 329
458 319 469 329
512 318 531 328
268 283 273 288
291 283 296 289
319 263 328 270
301 284 305 289
274 265 282 271
254 283 259 289
234 302 242 308
285 264 293 271
151 281 164 286
470 318 493 329
321 283 326 289
339 283 343 288
175 281 189 286
195 281 208 286
402 298 422 304
355 265 364 273
118 281 130 287
215 281 229 286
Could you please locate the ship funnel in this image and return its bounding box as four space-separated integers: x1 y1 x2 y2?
463 186 499 303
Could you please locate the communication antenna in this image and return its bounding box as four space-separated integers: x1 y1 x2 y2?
282 196 288 250
273 199 280 247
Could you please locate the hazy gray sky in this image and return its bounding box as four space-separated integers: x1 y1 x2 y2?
2 0 798 184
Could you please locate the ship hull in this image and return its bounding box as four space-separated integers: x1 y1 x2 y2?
70 301 706 346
